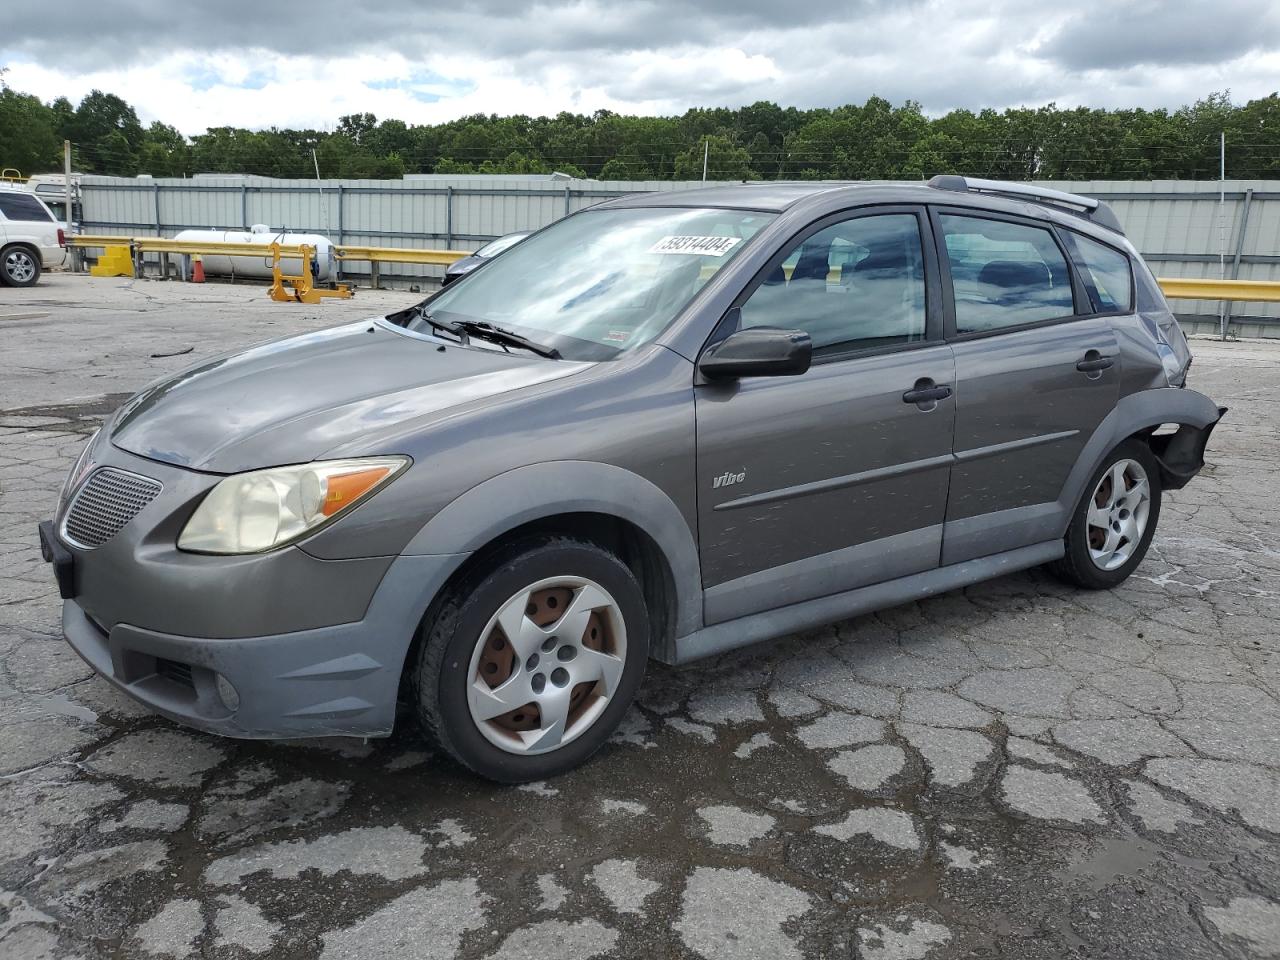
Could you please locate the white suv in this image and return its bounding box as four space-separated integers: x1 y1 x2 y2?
0 184 66 287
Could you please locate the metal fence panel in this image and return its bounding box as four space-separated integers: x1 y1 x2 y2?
78 175 1280 326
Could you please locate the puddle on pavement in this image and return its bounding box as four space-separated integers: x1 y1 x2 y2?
0 393 133 431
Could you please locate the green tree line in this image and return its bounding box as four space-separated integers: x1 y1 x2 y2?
3 72 1279 182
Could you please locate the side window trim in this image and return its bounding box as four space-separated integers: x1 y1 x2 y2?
1060 228 1137 317
718 204 943 365
928 205 1084 341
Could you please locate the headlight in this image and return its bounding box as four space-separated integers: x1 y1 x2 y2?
178 456 408 555
58 429 100 517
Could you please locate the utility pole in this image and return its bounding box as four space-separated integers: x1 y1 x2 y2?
1219 131 1226 341
312 148 330 236
63 140 73 236
702 139 709 183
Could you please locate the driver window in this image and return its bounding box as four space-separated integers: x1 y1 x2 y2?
740 214 927 354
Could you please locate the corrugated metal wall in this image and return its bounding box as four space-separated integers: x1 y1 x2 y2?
79 175 1280 331
79 175 717 284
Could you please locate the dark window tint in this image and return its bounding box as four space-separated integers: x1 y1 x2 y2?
0 192 54 222
940 214 1075 333
1065 231 1133 313
740 214 927 354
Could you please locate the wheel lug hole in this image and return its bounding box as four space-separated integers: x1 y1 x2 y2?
525 654 539 671
557 645 577 662
550 667 570 688
531 673 546 694
541 637 558 653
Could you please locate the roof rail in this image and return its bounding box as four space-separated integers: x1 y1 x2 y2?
927 175 1124 234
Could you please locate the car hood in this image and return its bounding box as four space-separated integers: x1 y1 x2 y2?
109 320 590 473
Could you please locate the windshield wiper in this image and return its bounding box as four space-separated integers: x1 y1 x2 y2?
453 320 561 359
414 306 466 340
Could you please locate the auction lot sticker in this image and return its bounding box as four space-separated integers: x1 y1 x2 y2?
648 235 742 256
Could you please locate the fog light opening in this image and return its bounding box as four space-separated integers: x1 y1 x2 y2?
215 673 240 713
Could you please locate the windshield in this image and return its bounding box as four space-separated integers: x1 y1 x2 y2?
474 232 529 258
407 207 774 360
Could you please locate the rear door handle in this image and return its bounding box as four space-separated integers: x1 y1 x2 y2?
1076 353 1114 373
902 382 952 405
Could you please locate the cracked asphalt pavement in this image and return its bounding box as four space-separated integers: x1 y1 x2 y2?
2 274 1280 959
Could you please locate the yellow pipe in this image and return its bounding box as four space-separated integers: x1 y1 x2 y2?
334 245 468 265
1157 277 1280 302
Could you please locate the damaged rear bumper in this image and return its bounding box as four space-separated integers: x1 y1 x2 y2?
1151 406 1228 490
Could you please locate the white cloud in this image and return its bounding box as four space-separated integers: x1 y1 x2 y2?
2 0 1277 135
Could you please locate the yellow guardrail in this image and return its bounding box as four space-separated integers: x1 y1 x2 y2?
1156 277 1280 302
136 238 313 258
72 235 311 258
70 235 466 272
69 234 138 249
334 245 467 266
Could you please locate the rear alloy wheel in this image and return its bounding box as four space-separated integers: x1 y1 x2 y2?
1 247 41 287
1049 439 1162 590
1085 458 1152 571
413 537 649 782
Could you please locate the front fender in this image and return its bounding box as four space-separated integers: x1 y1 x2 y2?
1058 388 1225 528
402 461 703 644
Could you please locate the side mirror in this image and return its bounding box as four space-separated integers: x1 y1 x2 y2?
699 325 812 379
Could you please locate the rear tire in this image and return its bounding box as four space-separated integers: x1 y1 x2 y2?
1 246 41 287
412 536 649 783
1049 439 1162 590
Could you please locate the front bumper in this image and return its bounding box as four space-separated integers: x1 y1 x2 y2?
55 550 464 739
42 439 468 739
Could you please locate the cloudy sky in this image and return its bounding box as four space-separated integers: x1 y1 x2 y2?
3 0 1279 134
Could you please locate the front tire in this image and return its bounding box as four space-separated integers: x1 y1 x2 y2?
412 536 649 782
1049 439 1162 590
1 246 41 287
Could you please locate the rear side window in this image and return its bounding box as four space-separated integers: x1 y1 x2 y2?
1064 231 1133 313
939 214 1075 334
0 192 55 223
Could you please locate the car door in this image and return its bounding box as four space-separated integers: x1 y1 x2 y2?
932 207 1122 565
694 207 957 625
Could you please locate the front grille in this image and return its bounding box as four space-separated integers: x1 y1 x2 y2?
155 657 195 689
62 467 162 549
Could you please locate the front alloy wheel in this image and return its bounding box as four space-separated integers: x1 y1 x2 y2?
468 577 627 755
414 536 648 782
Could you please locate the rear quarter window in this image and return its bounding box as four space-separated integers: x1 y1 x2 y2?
0 192 55 223
1064 231 1134 313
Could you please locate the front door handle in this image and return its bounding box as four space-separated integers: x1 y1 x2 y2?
903 379 952 407
1076 351 1114 373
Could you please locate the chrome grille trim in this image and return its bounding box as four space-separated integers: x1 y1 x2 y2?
60 467 163 549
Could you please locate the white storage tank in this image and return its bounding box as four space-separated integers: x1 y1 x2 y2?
172 225 337 281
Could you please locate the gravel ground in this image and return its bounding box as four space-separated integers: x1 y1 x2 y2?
2 273 1279 960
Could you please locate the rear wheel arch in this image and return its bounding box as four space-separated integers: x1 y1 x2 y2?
1056 388 1223 531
